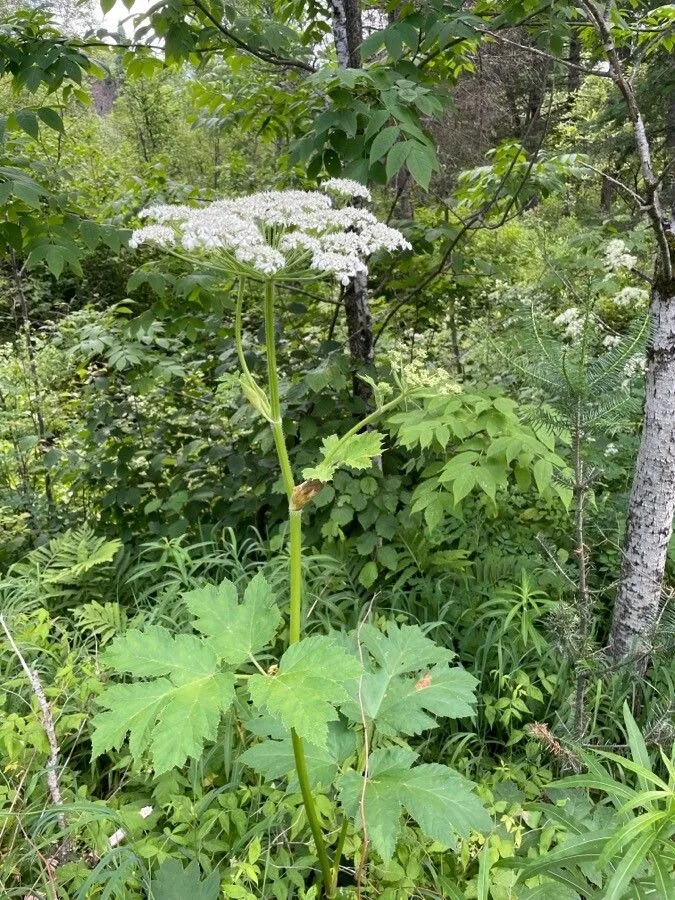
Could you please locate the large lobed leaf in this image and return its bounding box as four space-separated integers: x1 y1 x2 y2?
92 627 234 773
248 635 361 748
341 622 479 737
302 431 383 483
241 719 357 789
150 859 220 900
184 573 281 665
340 747 491 861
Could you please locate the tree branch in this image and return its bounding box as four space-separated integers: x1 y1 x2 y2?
191 0 314 72
578 0 672 281
0 615 68 850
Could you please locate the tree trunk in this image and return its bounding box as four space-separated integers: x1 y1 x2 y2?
343 270 374 399
665 97 675 219
575 0 675 666
609 270 675 664
330 0 350 67
566 31 582 108
330 0 375 401
600 168 616 211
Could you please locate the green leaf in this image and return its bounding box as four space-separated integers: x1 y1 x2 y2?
651 852 675 898
358 560 378 589
623 701 652 792
517 886 580 899
248 635 361 748
603 828 658 900
302 431 383 483
505 831 614 878
341 624 475 737
150 859 220 900
340 748 490 861
184 574 281 666
241 737 336 787
103 626 202 678
369 664 480 737
477 839 491 900
406 143 434 189
363 108 391 142
80 219 101 249
533 458 553 493
360 30 385 57
93 627 235 772
450 466 476 505
241 721 356 789
360 622 454 676
36 107 64 134
385 140 414 182
15 109 39 140
369 125 400 166
384 27 404 59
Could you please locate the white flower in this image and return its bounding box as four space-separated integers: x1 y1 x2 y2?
322 178 372 201
388 346 460 393
553 307 584 340
605 443 618 457
610 286 648 309
130 188 410 283
129 225 175 249
605 239 637 272
602 334 622 349
621 353 646 389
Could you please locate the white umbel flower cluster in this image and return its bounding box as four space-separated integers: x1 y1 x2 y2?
622 353 646 389
553 306 584 340
129 187 409 284
610 286 648 310
604 238 637 272
322 178 372 201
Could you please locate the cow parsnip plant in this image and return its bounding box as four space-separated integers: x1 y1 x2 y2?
91 182 490 897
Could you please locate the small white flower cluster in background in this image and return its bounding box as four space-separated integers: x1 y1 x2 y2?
553 306 584 340
605 443 619 457
388 347 460 394
604 238 637 272
610 286 648 310
622 353 646 389
129 186 410 285
602 333 622 349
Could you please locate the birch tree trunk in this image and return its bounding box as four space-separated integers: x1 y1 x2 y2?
330 0 374 401
577 0 675 665
610 272 675 661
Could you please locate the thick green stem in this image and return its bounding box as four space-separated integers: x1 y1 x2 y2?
264 279 295 499
261 279 335 897
292 730 334 891
289 509 303 644
234 277 250 378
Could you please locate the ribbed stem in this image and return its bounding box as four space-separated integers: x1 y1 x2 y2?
262 280 334 897
289 509 303 644
264 279 295 499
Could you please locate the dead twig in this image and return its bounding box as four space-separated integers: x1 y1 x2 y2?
0 615 68 854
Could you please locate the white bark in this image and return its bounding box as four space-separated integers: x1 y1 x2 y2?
610 283 675 661
330 0 350 68
577 0 675 663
